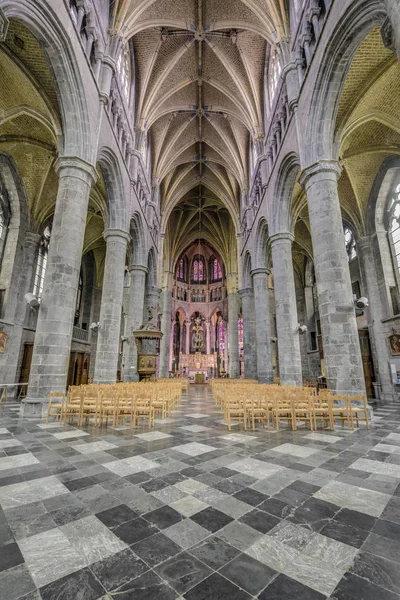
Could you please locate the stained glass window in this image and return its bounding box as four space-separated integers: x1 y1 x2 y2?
389 184 400 274
177 258 184 280
268 48 281 106
219 321 225 351
0 176 10 269
117 43 131 103
238 317 244 356
193 258 204 282
344 226 357 261
212 258 222 281
33 225 51 300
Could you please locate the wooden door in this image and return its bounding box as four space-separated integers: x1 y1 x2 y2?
19 344 33 383
358 329 375 398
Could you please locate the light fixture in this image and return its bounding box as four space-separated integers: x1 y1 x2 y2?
90 321 100 332
24 293 40 309
298 324 308 334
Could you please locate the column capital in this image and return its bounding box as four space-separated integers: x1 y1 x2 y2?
25 232 41 247
147 286 162 297
54 156 98 186
103 228 130 243
357 236 372 251
239 287 254 299
251 267 271 278
269 232 294 245
128 264 148 274
299 159 342 189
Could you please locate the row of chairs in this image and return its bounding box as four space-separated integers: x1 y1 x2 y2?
47 381 183 429
211 380 369 432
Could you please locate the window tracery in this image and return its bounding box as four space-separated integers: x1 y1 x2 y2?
344 226 357 261
388 184 400 274
268 48 281 106
0 176 10 269
117 43 131 103
33 225 51 299
192 257 205 283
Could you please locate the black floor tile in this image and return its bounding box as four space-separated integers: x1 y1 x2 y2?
362 532 400 564
124 472 152 485
351 551 400 594
213 479 243 494
0 542 24 572
132 532 181 567
219 553 276 595
50 504 91 526
144 506 183 530
335 507 377 532
258 497 292 519
90 548 148 592
113 517 159 545
190 507 233 533
188 536 240 570
373 518 400 542
40 567 106 600
63 476 95 492
286 480 320 496
110 569 176 600
140 478 169 493
96 504 138 529
288 497 340 531
259 573 326 599
332 572 400 600
320 519 369 548
212 467 239 478
154 551 212 595
239 509 280 533
183 573 252 600
233 488 268 507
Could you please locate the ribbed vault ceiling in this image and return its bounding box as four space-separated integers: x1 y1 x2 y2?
112 0 287 264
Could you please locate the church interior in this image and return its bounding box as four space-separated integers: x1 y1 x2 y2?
0 0 400 598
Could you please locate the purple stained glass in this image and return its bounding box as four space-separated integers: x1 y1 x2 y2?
199 259 204 281
219 321 225 351
177 258 184 279
193 259 199 281
238 317 244 356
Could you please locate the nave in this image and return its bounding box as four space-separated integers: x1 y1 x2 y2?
0 386 399 599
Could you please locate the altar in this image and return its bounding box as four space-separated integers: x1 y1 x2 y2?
179 352 218 381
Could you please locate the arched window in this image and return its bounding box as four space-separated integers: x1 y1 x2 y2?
219 321 225 352
74 271 83 326
238 317 244 356
117 43 131 103
176 258 185 281
389 184 400 274
192 256 205 282
33 225 51 299
211 257 222 282
0 176 11 269
268 48 281 106
344 225 357 261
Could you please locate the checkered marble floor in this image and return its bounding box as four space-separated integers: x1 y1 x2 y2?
0 388 400 600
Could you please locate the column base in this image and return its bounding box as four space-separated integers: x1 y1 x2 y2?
20 399 47 418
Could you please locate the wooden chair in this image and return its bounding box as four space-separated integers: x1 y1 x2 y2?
46 391 65 424
347 395 370 430
272 395 295 430
81 389 99 426
328 395 352 430
225 394 247 431
312 395 333 430
245 393 269 431
97 390 117 427
292 394 314 431
133 392 154 429
63 388 83 426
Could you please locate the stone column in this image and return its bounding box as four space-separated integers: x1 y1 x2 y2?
383 0 400 61
159 287 173 377
185 319 191 354
300 161 365 396
123 264 147 381
252 268 274 383
358 236 394 401
142 286 161 356
94 228 130 384
88 285 102 380
223 320 229 373
270 232 303 386
227 291 240 378
206 320 211 355
22 157 97 415
239 288 257 379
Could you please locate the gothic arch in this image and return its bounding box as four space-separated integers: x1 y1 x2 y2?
253 217 270 270
366 155 400 235
97 147 128 232
130 211 146 266
1 0 93 160
270 152 300 235
242 250 253 289
147 247 157 288
303 0 387 166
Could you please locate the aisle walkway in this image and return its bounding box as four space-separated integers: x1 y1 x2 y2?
0 386 400 599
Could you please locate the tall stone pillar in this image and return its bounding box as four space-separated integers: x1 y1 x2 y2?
300 161 365 396
239 288 257 379
223 320 229 373
227 291 240 378
383 0 400 61
22 157 97 415
206 320 211 355
123 265 147 381
252 268 274 383
94 229 130 384
358 236 393 401
159 280 173 377
270 233 302 385
185 319 191 354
